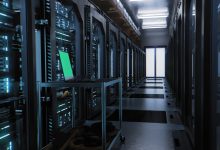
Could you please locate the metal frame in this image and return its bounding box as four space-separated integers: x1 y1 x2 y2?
21 0 39 149
37 78 123 150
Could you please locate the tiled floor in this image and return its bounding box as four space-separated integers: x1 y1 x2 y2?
113 78 192 150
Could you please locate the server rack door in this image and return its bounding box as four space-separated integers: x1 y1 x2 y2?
120 34 126 91
85 5 106 119
184 0 196 138
36 0 83 146
211 0 220 149
109 31 117 78
106 22 118 78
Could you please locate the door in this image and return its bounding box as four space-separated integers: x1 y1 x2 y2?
146 47 165 78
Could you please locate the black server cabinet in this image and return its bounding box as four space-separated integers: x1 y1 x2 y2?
119 32 127 92
85 4 106 119
106 22 118 78
37 0 83 146
0 0 26 149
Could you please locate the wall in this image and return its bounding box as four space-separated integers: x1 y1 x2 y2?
141 28 169 48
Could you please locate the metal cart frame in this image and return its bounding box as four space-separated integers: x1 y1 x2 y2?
37 78 123 150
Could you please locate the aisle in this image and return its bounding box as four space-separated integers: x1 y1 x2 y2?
113 78 192 150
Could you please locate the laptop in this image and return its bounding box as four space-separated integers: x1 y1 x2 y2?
59 50 74 81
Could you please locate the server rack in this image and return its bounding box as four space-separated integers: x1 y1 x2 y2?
119 32 127 92
0 0 26 149
85 3 106 119
36 0 83 146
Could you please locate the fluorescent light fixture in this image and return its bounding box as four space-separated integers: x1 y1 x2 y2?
142 18 167 28
142 26 167 29
137 8 169 19
130 0 144 1
138 12 169 16
142 25 167 27
137 14 169 19
130 0 155 2
137 8 169 29
142 25 167 29
142 18 167 22
137 15 168 19
138 8 168 14
142 20 167 26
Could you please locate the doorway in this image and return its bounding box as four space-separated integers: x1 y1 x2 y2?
146 47 165 78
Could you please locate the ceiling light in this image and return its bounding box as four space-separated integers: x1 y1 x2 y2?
137 8 169 19
138 12 169 17
138 8 168 14
142 20 167 25
142 25 167 29
137 14 168 19
142 27 167 29
129 0 144 1
142 24 167 27
142 18 167 23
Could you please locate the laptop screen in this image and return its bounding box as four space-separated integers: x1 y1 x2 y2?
59 50 74 80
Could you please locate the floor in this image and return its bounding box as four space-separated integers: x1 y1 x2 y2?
112 78 192 150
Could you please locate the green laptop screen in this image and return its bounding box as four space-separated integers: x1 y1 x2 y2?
59 50 74 80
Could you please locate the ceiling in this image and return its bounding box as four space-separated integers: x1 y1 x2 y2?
124 0 176 30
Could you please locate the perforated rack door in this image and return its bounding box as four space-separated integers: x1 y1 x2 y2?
120 33 127 91
84 5 106 119
38 0 83 145
107 22 118 79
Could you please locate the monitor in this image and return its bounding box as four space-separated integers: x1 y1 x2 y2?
59 50 74 80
